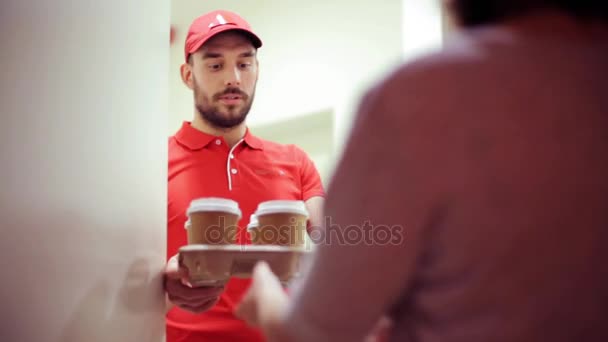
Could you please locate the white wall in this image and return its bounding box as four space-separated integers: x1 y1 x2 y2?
169 0 404 137
401 0 445 62
332 0 447 162
0 1 169 341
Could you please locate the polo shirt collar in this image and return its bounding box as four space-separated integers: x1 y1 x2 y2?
175 121 264 151
174 121 216 150
243 128 264 150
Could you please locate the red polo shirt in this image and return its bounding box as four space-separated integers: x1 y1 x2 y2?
166 121 325 342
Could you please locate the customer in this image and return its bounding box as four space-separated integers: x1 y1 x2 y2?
236 1 608 341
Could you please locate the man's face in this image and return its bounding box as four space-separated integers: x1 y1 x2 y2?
185 31 259 128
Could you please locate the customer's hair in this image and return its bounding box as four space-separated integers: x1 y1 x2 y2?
448 0 608 27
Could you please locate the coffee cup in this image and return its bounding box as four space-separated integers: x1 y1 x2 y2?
186 197 241 245
250 200 308 247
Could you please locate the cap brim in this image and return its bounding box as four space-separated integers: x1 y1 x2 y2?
186 26 262 61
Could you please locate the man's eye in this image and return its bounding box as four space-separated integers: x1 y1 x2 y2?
209 64 221 70
240 63 251 68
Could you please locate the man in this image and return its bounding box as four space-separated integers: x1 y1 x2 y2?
235 1 608 341
163 10 325 342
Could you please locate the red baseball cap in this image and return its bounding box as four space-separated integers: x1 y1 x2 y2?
184 10 263 62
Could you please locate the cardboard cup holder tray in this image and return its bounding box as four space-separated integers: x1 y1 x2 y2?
178 244 310 287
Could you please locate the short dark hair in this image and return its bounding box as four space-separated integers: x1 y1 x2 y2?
448 0 608 27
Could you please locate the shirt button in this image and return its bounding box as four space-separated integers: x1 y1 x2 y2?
215 139 221 145
230 154 235 159
231 168 238 174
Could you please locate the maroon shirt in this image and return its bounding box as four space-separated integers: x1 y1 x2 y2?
282 11 608 342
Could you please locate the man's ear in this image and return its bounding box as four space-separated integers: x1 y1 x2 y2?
180 62 194 90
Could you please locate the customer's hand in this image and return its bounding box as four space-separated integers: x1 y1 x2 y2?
235 262 288 333
364 316 393 342
164 254 224 314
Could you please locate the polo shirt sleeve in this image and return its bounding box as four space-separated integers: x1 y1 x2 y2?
296 147 325 201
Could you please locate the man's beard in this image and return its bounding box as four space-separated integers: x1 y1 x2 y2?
195 86 255 129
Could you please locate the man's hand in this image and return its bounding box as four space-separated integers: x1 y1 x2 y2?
164 254 224 314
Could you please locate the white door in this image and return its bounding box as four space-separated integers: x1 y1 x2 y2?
0 1 170 341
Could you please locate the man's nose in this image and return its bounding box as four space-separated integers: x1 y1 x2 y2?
224 66 241 87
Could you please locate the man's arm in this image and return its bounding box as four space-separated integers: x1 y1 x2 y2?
305 196 325 234
296 146 326 235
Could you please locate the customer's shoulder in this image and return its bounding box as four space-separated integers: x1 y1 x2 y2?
386 31 500 84
368 27 518 107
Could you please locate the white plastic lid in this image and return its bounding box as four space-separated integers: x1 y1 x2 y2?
247 214 259 230
186 197 242 218
255 200 309 218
